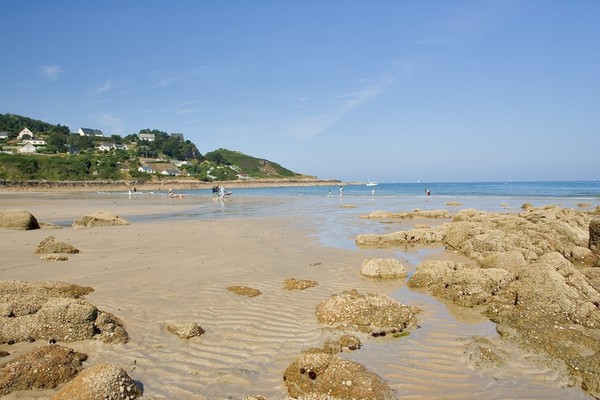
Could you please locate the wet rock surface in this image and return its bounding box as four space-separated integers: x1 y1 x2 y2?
0 280 128 344
166 321 205 339
51 362 142 400
227 285 262 297
72 211 130 229
283 278 318 290
315 289 420 335
0 344 87 396
360 258 406 279
284 348 395 400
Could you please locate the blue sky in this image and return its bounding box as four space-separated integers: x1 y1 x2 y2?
1 1 598 183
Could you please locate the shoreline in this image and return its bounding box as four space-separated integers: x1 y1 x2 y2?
0 178 343 193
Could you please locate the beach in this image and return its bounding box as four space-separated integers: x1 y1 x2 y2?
1 189 598 399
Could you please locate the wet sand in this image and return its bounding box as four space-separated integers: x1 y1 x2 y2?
0 193 593 399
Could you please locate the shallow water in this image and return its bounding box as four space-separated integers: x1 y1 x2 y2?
0 188 597 399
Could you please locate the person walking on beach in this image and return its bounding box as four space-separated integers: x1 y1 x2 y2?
219 185 225 201
339 186 344 197
425 189 431 196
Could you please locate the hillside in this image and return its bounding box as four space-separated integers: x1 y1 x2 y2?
204 148 301 179
0 113 310 182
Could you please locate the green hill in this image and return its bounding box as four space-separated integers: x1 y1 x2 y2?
203 148 303 179
0 113 310 182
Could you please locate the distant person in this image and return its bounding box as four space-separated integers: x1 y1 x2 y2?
212 185 219 202
219 185 225 201
339 186 343 197
133 187 137 193
425 189 431 196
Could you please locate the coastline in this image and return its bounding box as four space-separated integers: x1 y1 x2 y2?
0 178 343 193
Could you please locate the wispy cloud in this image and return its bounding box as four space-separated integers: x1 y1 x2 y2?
149 66 219 88
415 1 538 46
41 65 63 82
289 75 395 140
95 79 113 93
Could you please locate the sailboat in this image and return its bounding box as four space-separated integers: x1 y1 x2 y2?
366 171 378 187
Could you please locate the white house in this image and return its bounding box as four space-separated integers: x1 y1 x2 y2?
138 166 154 174
17 127 34 140
0 131 9 140
138 133 155 141
79 127 104 137
18 143 37 153
97 142 113 151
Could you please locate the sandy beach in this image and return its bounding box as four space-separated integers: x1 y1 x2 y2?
0 191 596 399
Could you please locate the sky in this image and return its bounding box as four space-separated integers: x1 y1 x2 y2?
1 1 599 183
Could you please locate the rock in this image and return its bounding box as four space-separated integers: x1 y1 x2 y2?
315 289 420 335
487 253 600 398
34 235 79 254
51 363 142 400
227 285 262 297
167 321 205 339
0 209 40 230
40 254 70 261
72 211 129 229
360 209 450 220
283 350 395 400
408 260 515 307
0 280 128 344
476 251 527 273
590 219 600 255
283 278 318 290
464 336 509 370
360 258 406 278
356 227 445 248
0 345 87 396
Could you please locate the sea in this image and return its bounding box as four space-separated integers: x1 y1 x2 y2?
114 180 600 251
119 180 600 220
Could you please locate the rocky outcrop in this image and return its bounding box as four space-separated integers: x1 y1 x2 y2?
283 278 318 290
408 260 515 307
0 280 128 344
72 211 129 229
315 289 419 335
360 258 406 279
590 219 600 255
0 209 40 230
166 322 205 339
34 235 79 254
360 209 451 220
51 363 142 400
227 285 262 297
356 205 600 398
0 345 87 396
356 227 445 247
283 349 395 400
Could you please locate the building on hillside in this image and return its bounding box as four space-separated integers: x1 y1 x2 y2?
138 133 155 141
138 166 154 174
160 169 180 176
0 131 9 140
79 127 104 137
17 127 34 140
68 145 80 155
170 133 184 141
22 138 46 146
18 143 37 153
97 142 128 151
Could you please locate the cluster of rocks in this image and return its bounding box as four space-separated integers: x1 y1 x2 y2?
357 205 600 398
0 280 141 398
0 209 129 231
0 280 129 345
